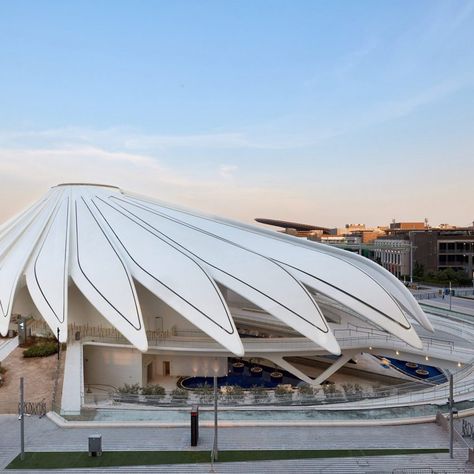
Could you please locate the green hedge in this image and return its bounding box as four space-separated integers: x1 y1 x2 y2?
141 384 165 396
23 342 58 358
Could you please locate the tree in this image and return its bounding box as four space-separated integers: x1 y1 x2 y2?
413 261 424 280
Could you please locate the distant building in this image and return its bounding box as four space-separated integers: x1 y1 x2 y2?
372 239 411 278
411 230 474 276
375 228 474 280
389 222 427 231
255 218 330 239
337 224 385 244
256 218 474 281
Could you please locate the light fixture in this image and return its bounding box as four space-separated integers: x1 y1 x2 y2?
395 350 399 355
458 362 462 367
425 356 429 361
369 346 372 350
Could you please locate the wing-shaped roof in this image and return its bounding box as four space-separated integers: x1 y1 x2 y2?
0 184 429 353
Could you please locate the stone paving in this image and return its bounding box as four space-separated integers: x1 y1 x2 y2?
0 347 65 414
0 415 473 473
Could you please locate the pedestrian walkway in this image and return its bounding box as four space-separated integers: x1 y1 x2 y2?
1 415 473 473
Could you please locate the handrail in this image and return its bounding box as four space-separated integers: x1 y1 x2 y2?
421 303 474 319
82 376 474 408
80 329 474 359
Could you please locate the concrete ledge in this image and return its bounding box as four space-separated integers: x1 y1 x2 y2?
0 336 18 362
47 410 438 428
47 406 474 429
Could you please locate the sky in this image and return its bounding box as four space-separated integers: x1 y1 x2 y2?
0 1 473 228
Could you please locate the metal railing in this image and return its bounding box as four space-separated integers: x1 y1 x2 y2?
461 418 474 439
414 289 474 301
80 371 474 409
20 399 47 417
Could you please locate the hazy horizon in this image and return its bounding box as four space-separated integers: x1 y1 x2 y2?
1 1 473 228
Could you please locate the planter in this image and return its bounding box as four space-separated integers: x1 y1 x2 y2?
232 362 245 373
416 369 429 377
270 371 283 382
250 366 263 377
405 362 418 369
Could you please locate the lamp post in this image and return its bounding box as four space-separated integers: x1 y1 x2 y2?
19 377 25 461
449 373 454 459
213 375 218 461
17 317 26 345
449 281 452 311
57 327 60 360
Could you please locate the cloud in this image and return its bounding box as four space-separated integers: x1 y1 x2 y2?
0 127 286 153
0 143 321 228
334 41 379 80
218 164 238 179
0 124 340 154
361 75 474 130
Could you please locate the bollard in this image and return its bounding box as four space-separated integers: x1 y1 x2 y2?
88 434 102 457
191 405 199 446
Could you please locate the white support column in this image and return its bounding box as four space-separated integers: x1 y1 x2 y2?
265 355 314 385
265 350 360 387
60 341 82 415
312 350 360 386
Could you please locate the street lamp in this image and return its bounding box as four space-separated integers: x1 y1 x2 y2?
57 327 60 360
17 317 27 345
449 281 452 311
213 374 218 461
211 359 219 464
449 373 454 459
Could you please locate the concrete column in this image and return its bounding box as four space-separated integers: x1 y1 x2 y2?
267 350 360 387
312 350 360 386
60 341 82 415
265 356 314 385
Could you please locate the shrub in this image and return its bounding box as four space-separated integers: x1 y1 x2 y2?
117 383 141 394
298 383 314 399
321 383 345 401
171 387 189 401
220 385 244 404
141 384 165 397
250 384 268 403
196 383 213 403
0 363 6 375
274 384 293 400
23 341 58 358
353 383 364 400
342 383 355 398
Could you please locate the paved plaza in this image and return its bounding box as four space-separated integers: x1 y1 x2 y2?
0 415 473 473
